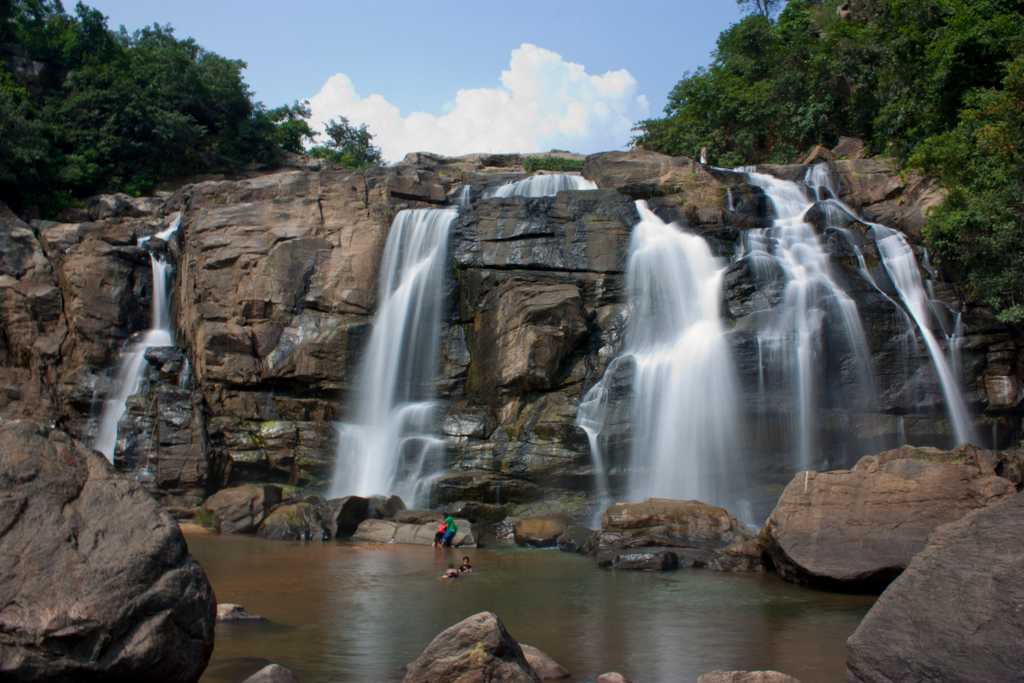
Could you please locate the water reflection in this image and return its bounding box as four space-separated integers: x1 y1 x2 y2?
189 533 871 682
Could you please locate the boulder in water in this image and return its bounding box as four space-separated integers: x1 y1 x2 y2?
847 492 1024 682
597 548 682 571
591 498 763 572
352 517 476 547
0 420 215 682
402 611 540 683
556 525 595 553
520 644 570 680
242 663 300 683
324 495 369 537
698 672 801 683
257 498 331 541
202 484 283 534
216 603 265 622
596 673 633 683
762 446 1016 590
513 515 569 548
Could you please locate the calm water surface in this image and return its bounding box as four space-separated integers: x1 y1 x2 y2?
188 532 872 683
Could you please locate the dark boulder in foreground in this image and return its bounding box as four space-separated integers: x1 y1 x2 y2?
591 498 763 572
0 420 216 682
698 672 800 683
403 611 540 683
763 446 1016 590
847 492 1024 682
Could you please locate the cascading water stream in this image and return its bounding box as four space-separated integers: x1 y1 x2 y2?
330 207 457 505
739 170 876 470
804 163 974 445
872 226 976 445
94 213 181 462
489 173 597 198
577 201 742 519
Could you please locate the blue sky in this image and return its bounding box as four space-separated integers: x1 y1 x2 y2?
88 1 745 159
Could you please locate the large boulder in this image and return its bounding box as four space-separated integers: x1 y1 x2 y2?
201 484 283 534
0 421 215 682
698 673 800 683
352 517 476 547
324 495 370 537
257 498 330 541
847 493 1024 682
762 446 1016 590
403 612 540 683
514 516 569 548
591 498 763 572
520 644 570 680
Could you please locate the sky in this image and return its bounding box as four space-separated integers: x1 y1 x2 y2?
87 1 745 160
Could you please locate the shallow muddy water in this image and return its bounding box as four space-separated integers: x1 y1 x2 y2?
188 532 872 682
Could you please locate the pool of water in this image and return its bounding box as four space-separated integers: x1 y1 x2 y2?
187 532 872 682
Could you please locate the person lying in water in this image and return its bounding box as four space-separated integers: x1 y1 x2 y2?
459 556 473 574
441 565 460 580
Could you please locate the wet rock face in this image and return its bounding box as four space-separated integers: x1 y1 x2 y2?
403 612 540 683
763 445 1017 591
847 492 1024 683
0 420 215 683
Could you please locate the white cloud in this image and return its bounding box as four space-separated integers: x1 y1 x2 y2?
307 43 649 161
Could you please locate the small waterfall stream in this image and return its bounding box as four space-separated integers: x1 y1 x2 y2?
489 173 596 197
330 207 457 504
94 213 181 462
872 226 976 444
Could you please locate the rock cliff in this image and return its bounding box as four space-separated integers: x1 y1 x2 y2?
0 144 1020 518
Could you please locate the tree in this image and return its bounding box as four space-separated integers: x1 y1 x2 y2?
268 100 315 154
309 116 383 169
737 0 784 17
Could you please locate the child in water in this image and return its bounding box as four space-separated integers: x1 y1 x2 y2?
432 519 446 548
441 564 460 580
459 556 473 574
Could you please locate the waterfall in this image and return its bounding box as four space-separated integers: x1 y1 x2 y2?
577 201 741 516
575 356 621 526
740 170 875 470
872 226 976 444
94 213 181 462
330 207 457 504
489 173 597 198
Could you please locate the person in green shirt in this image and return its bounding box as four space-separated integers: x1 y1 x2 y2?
442 515 457 547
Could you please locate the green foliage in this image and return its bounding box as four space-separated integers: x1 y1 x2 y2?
637 0 1024 321
0 1 329 214
737 0 783 17
523 156 585 173
308 116 383 169
913 55 1024 323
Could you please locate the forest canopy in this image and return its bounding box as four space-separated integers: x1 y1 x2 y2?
636 0 1024 322
0 0 351 215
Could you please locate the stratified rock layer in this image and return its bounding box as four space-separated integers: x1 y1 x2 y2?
0 420 216 682
763 445 1016 590
847 493 1024 682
